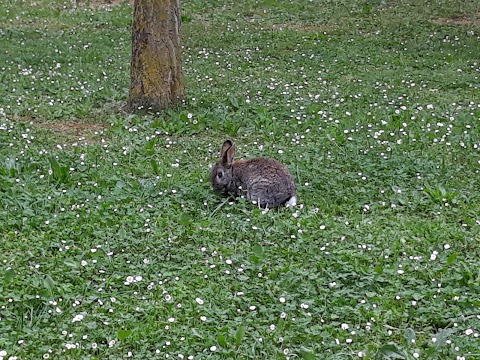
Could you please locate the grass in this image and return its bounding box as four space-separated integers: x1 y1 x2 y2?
1 0 480 359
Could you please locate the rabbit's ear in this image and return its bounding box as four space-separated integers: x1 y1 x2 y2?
220 140 233 159
225 143 236 165
220 140 235 166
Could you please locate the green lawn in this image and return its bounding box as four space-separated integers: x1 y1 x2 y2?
1 0 480 359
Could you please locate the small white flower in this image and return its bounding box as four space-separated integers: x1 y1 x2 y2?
210 346 217 352
466 329 474 335
279 297 286 303
341 323 349 330
72 314 84 323
168 317 175 323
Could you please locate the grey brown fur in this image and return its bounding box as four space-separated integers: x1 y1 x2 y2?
211 140 297 208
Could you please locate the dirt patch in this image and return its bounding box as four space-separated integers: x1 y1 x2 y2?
76 0 133 9
16 117 105 145
432 15 480 26
36 121 104 139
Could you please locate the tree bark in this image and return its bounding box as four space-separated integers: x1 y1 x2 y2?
128 0 184 113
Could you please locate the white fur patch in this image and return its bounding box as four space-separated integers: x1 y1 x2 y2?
286 196 297 207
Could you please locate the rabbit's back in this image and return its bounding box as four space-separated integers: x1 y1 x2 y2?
233 158 296 207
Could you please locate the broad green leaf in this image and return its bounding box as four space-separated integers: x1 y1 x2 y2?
432 329 454 349
63 259 78 268
117 329 132 341
151 159 159 175
217 333 227 348
234 325 246 347
376 344 407 359
300 346 315 359
447 253 458 265
179 213 191 226
43 275 55 291
403 328 416 343
252 244 265 258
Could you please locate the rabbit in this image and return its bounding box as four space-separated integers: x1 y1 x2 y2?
211 140 297 208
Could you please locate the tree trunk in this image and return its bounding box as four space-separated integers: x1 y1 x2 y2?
128 0 184 113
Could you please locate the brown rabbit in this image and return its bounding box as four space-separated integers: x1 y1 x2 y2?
211 140 297 208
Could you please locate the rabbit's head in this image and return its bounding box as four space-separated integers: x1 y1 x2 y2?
211 140 236 194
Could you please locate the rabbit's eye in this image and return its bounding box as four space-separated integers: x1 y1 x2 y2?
217 171 223 179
